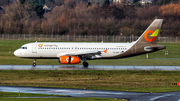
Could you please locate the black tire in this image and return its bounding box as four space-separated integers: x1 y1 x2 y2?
83 62 89 67
33 63 36 67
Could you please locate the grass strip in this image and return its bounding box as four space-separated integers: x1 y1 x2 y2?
0 92 69 97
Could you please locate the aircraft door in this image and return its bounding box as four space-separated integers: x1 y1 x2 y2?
131 45 136 53
32 44 37 53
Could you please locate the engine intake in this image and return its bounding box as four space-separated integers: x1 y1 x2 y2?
59 56 81 64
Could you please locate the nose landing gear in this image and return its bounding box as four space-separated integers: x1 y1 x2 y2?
33 58 36 67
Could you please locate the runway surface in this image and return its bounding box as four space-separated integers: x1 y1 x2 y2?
0 65 180 71
0 85 180 101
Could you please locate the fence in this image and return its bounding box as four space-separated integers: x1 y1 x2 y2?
1 34 180 43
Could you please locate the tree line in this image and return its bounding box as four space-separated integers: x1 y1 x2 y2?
0 0 180 36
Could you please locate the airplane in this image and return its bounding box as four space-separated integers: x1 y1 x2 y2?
14 19 165 67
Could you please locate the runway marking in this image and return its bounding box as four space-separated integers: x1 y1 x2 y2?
150 94 173 100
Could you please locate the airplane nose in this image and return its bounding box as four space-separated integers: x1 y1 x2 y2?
14 50 19 56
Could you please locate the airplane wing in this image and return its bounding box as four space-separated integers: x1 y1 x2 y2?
65 50 101 56
57 50 107 59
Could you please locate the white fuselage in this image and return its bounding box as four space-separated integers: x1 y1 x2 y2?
14 42 134 59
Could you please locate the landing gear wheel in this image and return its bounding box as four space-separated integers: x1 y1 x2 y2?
83 62 89 67
33 58 36 67
33 63 36 67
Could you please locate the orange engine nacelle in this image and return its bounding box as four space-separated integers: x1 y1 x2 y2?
59 56 81 64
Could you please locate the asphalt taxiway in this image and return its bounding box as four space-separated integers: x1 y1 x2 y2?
0 86 180 101
0 65 180 71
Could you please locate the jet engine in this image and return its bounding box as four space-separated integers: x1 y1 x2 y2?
59 56 81 64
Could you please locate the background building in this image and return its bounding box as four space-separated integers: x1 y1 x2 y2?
113 0 132 4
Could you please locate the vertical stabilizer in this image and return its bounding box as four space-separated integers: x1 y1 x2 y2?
136 19 163 45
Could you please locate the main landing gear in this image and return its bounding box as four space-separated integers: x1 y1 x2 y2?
82 58 89 67
83 61 89 67
33 58 36 67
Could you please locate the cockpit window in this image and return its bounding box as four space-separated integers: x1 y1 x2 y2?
20 47 27 49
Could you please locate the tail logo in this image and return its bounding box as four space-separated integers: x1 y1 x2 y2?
144 29 159 42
